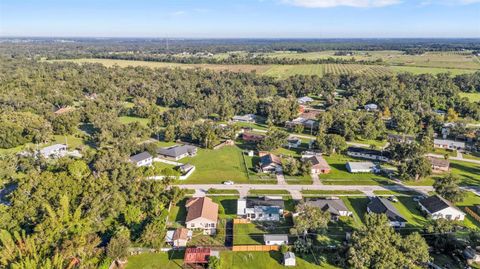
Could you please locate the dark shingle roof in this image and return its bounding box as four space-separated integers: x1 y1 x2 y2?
368 197 406 223
419 195 456 213
305 199 349 216
129 151 152 163
347 147 391 158
247 197 285 208
157 145 196 158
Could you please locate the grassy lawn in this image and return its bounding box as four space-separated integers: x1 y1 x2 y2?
207 189 240 195
233 219 293 245
210 196 240 219
463 152 480 161
350 138 387 148
459 92 480 103
406 159 480 186
125 251 185 269
181 145 250 184
248 190 291 196
455 192 480 229
302 190 364 196
391 197 428 228
341 197 369 227
118 116 149 127
372 190 421 196
431 148 457 157
319 154 393 185
220 251 340 269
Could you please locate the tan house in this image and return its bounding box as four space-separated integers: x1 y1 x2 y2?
185 197 219 235
428 157 450 173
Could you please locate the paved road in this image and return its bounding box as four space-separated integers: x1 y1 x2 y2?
177 183 436 199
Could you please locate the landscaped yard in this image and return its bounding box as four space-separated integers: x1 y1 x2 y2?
319 154 393 185
220 251 340 269
455 191 480 229
233 220 293 245
118 116 149 127
341 197 369 227
405 159 480 186
125 251 185 269
391 197 428 228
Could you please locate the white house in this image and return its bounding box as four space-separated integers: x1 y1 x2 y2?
284 252 296 267
39 144 67 158
418 195 465 221
232 114 257 123
364 103 378 112
346 161 376 173
433 139 466 151
346 147 390 162
264 234 288 246
297 96 314 105
129 151 153 167
237 197 285 221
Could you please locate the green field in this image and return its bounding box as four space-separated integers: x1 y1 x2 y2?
405 159 480 186
126 251 185 269
118 116 149 126
54 58 477 80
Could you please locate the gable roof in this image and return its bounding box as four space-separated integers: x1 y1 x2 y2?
347 147 391 159
260 153 282 167
186 197 219 223
40 144 67 155
173 228 189 241
305 199 349 215
184 248 210 264
368 197 406 223
428 157 450 168
419 195 463 214
284 252 296 260
347 161 375 171
129 151 152 163
264 234 288 241
157 145 196 158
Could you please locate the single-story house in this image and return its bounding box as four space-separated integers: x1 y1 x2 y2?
258 153 282 173
428 157 450 173
237 196 285 221
364 103 378 112
305 198 353 221
286 137 301 148
185 197 219 235
297 96 314 105
387 134 415 144
39 144 68 158
129 151 153 167
242 132 265 143
172 228 192 247
179 163 195 174
346 161 376 173
284 252 296 267
264 234 288 246
433 139 465 151
367 197 406 227
418 195 465 221
346 147 390 162
232 114 257 123
302 155 331 174
157 145 197 160
285 117 318 130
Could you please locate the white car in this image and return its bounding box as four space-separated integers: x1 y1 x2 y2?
223 180 234 185
388 196 398 203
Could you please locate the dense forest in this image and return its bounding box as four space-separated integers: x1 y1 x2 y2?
0 51 480 268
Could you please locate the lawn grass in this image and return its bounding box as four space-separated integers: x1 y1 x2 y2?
463 152 480 161
455 192 480 229
302 190 364 196
118 116 149 127
125 251 185 269
459 92 480 103
180 145 250 184
392 197 428 228
341 196 370 227
248 190 291 196
405 159 480 186
220 251 340 269
318 154 393 185
233 219 293 245
372 190 421 196
431 148 457 157
207 189 240 195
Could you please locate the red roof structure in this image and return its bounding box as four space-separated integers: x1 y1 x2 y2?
184 248 211 264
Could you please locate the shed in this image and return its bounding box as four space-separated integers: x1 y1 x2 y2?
284 252 296 267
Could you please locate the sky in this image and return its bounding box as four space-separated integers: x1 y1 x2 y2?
0 0 479 38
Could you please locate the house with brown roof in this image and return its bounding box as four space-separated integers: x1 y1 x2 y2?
428 157 450 173
301 154 330 174
242 132 265 143
185 197 219 235
258 152 282 173
184 248 219 266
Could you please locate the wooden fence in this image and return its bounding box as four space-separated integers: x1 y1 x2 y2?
233 218 251 224
464 207 480 223
232 245 280 252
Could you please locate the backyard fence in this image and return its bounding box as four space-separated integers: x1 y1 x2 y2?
232 245 280 252
233 219 251 224
464 207 480 223
213 140 235 150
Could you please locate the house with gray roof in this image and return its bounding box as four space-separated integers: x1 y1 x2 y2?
232 114 257 123
346 161 376 173
237 196 285 221
305 198 352 221
258 153 282 173
39 144 67 158
157 145 197 160
129 151 153 167
433 139 465 151
264 234 288 245
419 195 465 221
367 197 406 227
297 96 314 105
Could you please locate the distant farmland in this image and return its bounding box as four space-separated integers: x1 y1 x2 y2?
52 58 478 79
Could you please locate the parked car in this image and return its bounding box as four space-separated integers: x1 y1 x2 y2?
223 180 234 185
388 196 398 202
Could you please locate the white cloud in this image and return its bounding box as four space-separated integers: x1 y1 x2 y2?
282 0 401 8
421 0 480 5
